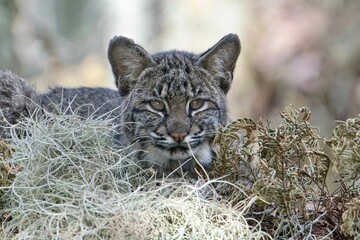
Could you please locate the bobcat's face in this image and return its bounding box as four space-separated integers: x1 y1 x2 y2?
108 34 241 172
127 55 228 168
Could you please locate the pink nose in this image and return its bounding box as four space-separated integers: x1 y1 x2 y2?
170 132 187 143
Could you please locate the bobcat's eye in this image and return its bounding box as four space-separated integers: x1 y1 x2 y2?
149 100 165 111
189 99 205 110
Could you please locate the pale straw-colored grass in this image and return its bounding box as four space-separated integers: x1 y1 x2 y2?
0 109 270 239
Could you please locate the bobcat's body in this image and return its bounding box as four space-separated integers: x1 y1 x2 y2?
0 34 241 175
40 87 122 118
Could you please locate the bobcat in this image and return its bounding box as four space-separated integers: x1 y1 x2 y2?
0 33 241 175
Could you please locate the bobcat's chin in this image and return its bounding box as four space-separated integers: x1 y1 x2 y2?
144 140 213 170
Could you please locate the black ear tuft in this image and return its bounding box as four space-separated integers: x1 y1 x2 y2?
108 36 154 96
197 34 241 94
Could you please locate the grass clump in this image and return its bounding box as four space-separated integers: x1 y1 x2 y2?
212 105 360 239
327 116 360 238
1 104 359 239
0 108 268 239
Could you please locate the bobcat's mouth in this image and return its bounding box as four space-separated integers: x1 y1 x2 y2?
144 139 213 166
154 141 201 153
168 146 189 153
165 147 192 161
149 131 207 161
152 144 195 161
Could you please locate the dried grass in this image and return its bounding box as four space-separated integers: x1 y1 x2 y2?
1 104 359 239
0 108 269 239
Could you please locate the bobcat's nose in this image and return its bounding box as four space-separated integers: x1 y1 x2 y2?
170 132 188 143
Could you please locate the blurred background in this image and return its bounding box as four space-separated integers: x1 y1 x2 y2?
0 0 359 136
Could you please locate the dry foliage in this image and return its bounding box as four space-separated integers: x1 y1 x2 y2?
0 109 268 240
212 105 359 239
0 105 359 239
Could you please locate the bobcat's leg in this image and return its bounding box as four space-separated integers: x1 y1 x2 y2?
0 70 40 138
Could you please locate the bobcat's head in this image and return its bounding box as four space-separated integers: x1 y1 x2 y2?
108 34 240 173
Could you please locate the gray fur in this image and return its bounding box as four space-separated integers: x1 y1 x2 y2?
0 34 241 175
0 70 40 138
108 33 241 175
40 87 123 118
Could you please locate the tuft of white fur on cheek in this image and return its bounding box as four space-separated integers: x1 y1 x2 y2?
194 142 213 166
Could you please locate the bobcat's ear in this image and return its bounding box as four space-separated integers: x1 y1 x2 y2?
197 33 241 94
108 36 154 96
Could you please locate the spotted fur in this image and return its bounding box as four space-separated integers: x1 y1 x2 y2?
0 34 241 175
108 34 241 174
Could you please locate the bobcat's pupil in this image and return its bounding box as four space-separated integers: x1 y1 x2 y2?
150 100 165 111
189 99 204 110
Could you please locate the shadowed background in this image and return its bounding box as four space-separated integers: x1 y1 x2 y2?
0 0 359 136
